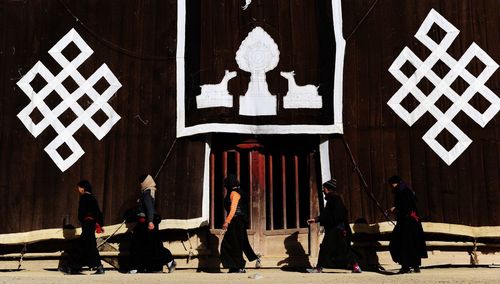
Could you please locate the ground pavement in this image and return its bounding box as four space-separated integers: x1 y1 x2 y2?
0 259 499 284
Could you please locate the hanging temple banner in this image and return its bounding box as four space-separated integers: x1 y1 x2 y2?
176 0 345 137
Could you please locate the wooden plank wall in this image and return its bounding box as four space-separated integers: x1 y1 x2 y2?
334 0 500 227
0 0 205 234
0 0 499 235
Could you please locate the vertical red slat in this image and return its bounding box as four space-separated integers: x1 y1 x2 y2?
210 152 215 229
268 154 274 230
294 155 300 228
236 151 240 179
222 151 228 221
248 151 253 229
281 154 287 229
257 151 266 249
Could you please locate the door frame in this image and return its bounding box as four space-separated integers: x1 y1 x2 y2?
203 134 332 260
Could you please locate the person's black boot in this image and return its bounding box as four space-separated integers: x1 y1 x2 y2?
58 266 71 275
93 265 105 275
397 266 411 274
59 265 82 275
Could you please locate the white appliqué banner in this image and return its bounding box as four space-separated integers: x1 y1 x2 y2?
176 0 345 137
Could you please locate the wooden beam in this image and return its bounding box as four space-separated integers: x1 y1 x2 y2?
350 221 500 238
2 220 499 246
0 217 208 245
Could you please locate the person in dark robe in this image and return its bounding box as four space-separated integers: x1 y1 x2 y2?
220 174 261 273
60 180 105 274
386 175 428 273
307 179 362 273
128 174 176 273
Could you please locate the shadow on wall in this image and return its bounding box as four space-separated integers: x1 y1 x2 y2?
58 216 136 272
277 231 312 272
352 218 384 272
196 228 221 273
58 195 140 272
58 216 77 271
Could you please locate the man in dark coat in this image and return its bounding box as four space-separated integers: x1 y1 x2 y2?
307 179 362 273
387 175 428 273
60 180 105 274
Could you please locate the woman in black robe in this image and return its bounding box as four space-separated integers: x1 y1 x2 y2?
220 174 260 273
307 179 362 273
387 175 428 273
60 180 105 275
128 174 175 273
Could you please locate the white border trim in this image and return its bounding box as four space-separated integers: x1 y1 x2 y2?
331 0 346 125
176 0 187 137
176 0 345 137
202 139 211 222
319 136 332 183
319 136 332 207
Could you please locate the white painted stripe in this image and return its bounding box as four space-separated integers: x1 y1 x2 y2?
332 0 345 127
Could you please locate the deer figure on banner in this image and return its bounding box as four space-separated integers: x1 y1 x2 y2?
196 70 237 109
280 71 322 109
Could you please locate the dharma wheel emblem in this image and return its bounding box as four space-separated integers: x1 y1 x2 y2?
196 27 322 116
236 27 280 116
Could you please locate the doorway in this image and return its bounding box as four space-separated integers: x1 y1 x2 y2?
209 134 322 264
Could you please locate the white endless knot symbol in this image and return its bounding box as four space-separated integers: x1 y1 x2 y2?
388 9 499 165
17 29 122 172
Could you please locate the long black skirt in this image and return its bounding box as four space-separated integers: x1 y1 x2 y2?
317 227 357 269
220 215 258 270
389 217 428 267
130 221 174 272
66 221 102 270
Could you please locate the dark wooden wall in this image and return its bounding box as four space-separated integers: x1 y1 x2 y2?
334 0 500 227
0 0 499 235
0 0 205 234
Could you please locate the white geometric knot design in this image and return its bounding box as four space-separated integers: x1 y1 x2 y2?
388 9 499 165
17 29 122 172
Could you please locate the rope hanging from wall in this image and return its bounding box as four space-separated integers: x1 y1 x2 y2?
340 136 395 225
58 0 176 61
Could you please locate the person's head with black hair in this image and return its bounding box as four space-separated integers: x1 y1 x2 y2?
224 174 240 193
388 175 402 189
77 180 92 195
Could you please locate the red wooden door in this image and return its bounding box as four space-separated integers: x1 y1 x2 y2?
209 135 321 260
